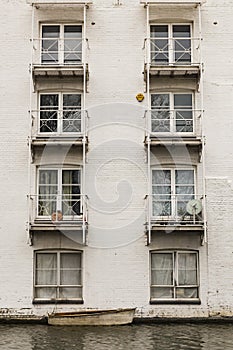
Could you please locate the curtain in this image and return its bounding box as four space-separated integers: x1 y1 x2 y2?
39 170 58 216
151 252 198 300
151 253 173 299
35 253 57 299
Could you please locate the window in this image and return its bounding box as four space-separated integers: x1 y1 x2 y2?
39 93 81 134
34 251 82 302
151 93 193 133
41 24 82 64
152 169 195 218
150 24 191 64
38 168 81 219
151 251 199 302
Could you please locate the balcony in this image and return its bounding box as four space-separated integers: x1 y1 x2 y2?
144 108 202 150
145 193 205 234
31 37 89 81
29 194 88 240
30 108 88 149
144 37 201 80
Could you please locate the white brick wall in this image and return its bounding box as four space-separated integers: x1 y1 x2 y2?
0 0 233 319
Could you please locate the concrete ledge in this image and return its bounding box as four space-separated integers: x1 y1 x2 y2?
133 316 233 324
0 316 48 324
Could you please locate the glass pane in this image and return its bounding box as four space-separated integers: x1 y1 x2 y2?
176 287 198 299
173 25 191 63
151 287 173 299
174 94 192 107
42 26 59 63
152 170 171 185
59 287 82 299
151 94 170 132
36 253 57 285
151 253 173 285
35 287 57 299
60 270 81 285
150 25 169 64
39 170 58 185
62 170 80 185
40 95 59 133
178 253 197 285
62 94 81 133
175 170 194 185
64 25 82 63
60 253 81 268
174 94 193 132
63 94 81 108
173 25 190 38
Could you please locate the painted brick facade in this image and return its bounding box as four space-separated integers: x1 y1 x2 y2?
0 0 233 319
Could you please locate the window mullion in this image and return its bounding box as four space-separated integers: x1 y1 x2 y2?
58 169 62 211
169 25 173 64
57 252 60 298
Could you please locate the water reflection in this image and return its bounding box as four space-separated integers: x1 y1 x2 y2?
0 323 233 350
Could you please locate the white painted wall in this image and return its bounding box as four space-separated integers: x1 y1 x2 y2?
0 0 233 318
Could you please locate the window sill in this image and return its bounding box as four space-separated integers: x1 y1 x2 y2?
32 299 84 305
150 299 201 305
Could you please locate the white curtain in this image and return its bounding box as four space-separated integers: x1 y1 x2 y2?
35 253 57 298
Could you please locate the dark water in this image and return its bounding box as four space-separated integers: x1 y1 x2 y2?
0 323 233 350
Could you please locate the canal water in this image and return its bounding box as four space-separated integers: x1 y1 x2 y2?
0 323 232 349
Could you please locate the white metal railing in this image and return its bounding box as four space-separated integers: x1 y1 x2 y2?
31 109 88 137
32 38 85 65
145 37 201 66
29 194 88 223
146 193 204 224
145 109 202 136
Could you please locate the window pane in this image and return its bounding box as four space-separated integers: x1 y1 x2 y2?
42 26 60 38
62 95 81 133
60 270 82 285
64 25 82 63
176 288 198 299
42 26 59 63
151 25 168 38
152 170 171 185
40 95 59 133
178 253 197 285
150 25 169 64
36 253 57 285
60 253 81 268
62 170 80 185
173 25 191 63
175 170 194 185
64 25 82 37
151 253 173 285
151 287 174 299
173 25 190 38
35 287 57 299
39 170 58 185
63 94 81 108
174 94 192 108
59 287 82 299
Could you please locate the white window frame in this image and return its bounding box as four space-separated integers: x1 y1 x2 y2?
34 250 83 302
40 23 83 65
150 23 193 65
151 167 196 219
150 250 200 302
38 92 82 135
37 167 82 220
150 92 194 135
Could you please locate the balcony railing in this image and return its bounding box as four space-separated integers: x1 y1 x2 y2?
146 194 204 225
145 37 201 66
29 194 88 224
145 109 202 137
31 109 87 138
32 38 83 66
